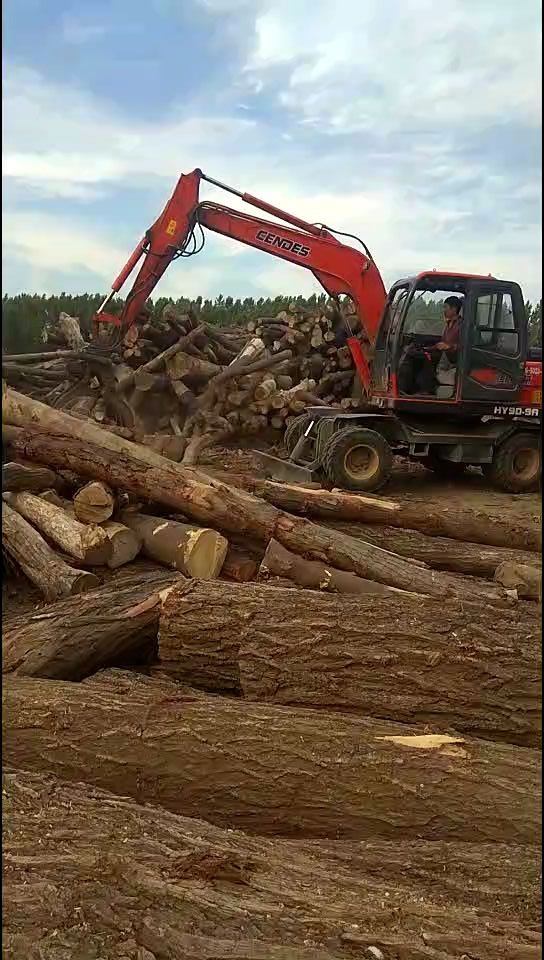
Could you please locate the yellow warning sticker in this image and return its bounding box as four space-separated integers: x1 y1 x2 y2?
166 219 177 236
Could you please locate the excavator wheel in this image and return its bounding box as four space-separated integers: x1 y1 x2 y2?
322 427 393 492
422 452 468 478
482 433 541 493
284 414 314 456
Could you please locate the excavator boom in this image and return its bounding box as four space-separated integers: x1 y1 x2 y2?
94 169 387 391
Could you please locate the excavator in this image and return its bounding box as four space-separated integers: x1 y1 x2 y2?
94 168 542 494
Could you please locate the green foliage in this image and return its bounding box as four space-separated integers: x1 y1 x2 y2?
526 300 542 347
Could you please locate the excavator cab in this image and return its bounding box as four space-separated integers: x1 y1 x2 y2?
372 272 529 414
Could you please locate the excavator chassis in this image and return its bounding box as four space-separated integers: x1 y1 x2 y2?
256 406 541 493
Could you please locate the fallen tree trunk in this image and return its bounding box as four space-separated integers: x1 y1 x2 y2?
0 389 513 599
2 502 99 600
2 460 58 492
121 511 228 578
259 481 541 553
221 544 260 582
73 480 115 523
260 538 421 596
4 768 539 960
2 570 181 680
326 520 541 580
3 675 540 842
158 579 540 745
3 490 112 565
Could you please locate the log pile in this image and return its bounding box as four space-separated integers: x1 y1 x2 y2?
1 382 541 959
2 300 364 467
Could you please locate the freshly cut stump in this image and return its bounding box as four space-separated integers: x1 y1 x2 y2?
3 675 540 842
2 767 540 960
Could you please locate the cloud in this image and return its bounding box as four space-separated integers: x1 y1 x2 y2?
2 0 541 304
61 13 108 45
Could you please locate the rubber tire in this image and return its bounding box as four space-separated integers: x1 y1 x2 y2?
322 427 393 492
284 414 313 456
482 433 541 493
423 452 468 478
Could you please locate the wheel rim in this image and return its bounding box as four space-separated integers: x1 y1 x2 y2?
343 443 379 481
512 448 540 483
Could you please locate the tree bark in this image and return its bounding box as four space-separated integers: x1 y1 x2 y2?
260 538 421 597
221 544 260 582
73 480 115 523
259 481 541 553
0 390 516 599
157 579 540 745
2 502 99 601
3 490 111 565
101 519 142 568
325 520 542 579
4 768 539 960
2 570 181 680
2 460 58 492
3 675 540 842
120 511 228 578
166 350 221 381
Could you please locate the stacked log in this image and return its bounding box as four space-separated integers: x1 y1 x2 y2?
2 300 365 466
3 675 540 842
3 767 540 960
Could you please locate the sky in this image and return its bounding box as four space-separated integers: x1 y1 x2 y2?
2 0 542 304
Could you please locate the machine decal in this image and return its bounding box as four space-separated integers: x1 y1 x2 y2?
255 229 311 258
493 405 540 417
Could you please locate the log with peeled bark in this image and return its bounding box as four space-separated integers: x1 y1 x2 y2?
72 479 115 523
158 579 540 745
3 490 111 565
258 481 541 552
1 389 514 599
3 770 540 960
3 675 540 842
2 460 58 492
325 519 542 579
101 519 141 568
2 569 181 680
2 502 99 601
260 538 421 597
495 560 542 601
120 511 228 577
166 350 221 381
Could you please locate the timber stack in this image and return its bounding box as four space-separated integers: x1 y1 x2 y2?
2 299 363 467
1 381 542 959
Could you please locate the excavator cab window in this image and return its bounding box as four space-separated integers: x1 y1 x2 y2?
395 284 466 398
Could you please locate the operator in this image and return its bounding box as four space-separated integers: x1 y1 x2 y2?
435 296 462 358
416 296 463 393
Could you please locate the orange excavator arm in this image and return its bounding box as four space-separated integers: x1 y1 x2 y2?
94 169 387 391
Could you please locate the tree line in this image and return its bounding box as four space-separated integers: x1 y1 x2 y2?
1 291 541 355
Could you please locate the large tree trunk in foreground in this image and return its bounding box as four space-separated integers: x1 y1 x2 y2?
3 490 111 565
260 538 420 596
158 579 540 745
4 675 539 843
326 520 541 580
3 769 540 960
2 502 99 600
2 570 180 680
259 481 541 552
121 511 228 578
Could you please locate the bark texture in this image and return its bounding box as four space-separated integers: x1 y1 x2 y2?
3 490 111 565
3 675 540 842
3 768 540 960
2 502 99 601
2 460 58 492
2 570 181 680
326 520 541 579
259 481 541 552
121 511 228 578
158 579 541 745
